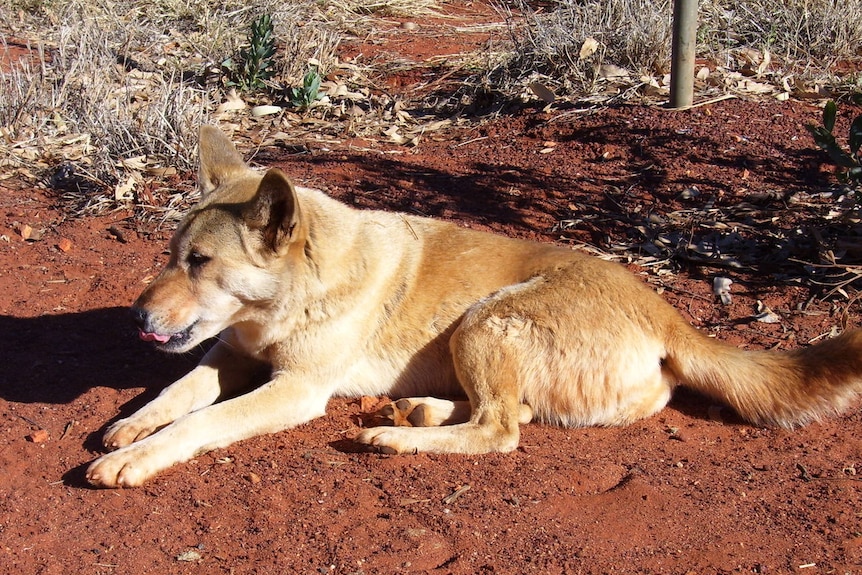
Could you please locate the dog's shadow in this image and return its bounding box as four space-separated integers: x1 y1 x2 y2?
0 307 208 488
0 307 201 405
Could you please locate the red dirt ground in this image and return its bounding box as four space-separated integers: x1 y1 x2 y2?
2 3 862 574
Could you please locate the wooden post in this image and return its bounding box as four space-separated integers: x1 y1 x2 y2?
669 0 698 109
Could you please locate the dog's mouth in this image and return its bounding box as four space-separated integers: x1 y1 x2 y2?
138 330 173 343
138 323 195 351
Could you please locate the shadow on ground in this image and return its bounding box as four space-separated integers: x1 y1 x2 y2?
0 308 201 405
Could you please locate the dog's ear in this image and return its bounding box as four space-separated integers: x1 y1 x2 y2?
244 168 303 253
198 125 248 196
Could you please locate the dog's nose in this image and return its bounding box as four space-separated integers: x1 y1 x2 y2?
131 306 148 329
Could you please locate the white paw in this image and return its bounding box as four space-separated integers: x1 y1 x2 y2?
355 427 420 455
86 444 160 488
102 416 161 450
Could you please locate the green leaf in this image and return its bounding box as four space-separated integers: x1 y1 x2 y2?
288 66 322 109
849 115 862 156
807 124 835 150
823 100 837 133
826 146 858 169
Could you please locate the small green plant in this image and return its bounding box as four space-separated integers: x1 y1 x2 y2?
288 66 323 110
223 14 277 92
807 99 862 187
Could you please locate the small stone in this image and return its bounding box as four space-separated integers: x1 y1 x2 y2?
176 550 201 562
27 429 49 443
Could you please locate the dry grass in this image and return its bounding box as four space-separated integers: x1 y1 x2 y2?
0 0 368 210
482 0 862 105
328 0 441 17
494 0 674 94
698 0 862 71
1 0 860 214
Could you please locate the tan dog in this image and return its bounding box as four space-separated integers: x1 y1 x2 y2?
86 126 862 488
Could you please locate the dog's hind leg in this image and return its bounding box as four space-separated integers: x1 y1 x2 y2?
356 278 547 454
375 397 533 427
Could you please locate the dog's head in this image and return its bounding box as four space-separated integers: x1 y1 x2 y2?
132 126 307 353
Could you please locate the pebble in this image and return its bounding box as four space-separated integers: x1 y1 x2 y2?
27 429 49 443
176 550 201 562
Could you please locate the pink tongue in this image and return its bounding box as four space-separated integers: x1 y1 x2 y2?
139 330 172 343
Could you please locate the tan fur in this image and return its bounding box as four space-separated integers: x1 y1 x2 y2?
85 126 862 487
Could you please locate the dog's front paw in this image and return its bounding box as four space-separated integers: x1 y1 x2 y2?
102 417 159 450
86 444 160 488
355 427 419 455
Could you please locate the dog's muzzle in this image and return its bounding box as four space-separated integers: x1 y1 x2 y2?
131 306 194 350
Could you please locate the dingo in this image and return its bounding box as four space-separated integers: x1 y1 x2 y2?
86 126 862 487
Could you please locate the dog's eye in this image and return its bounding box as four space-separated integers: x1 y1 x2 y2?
187 251 211 268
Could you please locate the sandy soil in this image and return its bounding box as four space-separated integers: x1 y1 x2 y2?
2 2 862 574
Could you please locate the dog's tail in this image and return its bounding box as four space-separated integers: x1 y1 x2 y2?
664 325 862 428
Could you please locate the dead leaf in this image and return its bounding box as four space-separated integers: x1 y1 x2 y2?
579 37 599 60
328 83 368 101
528 81 555 104
384 125 407 145
251 105 281 117
215 89 247 114
753 300 781 323
598 64 630 80
735 79 774 94
145 166 177 177
395 109 413 124
115 175 137 201
788 77 829 100
736 47 762 67
420 119 451 133
442 484 471 504
756 50 771 75
713 277 733 305
121 156 148 170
